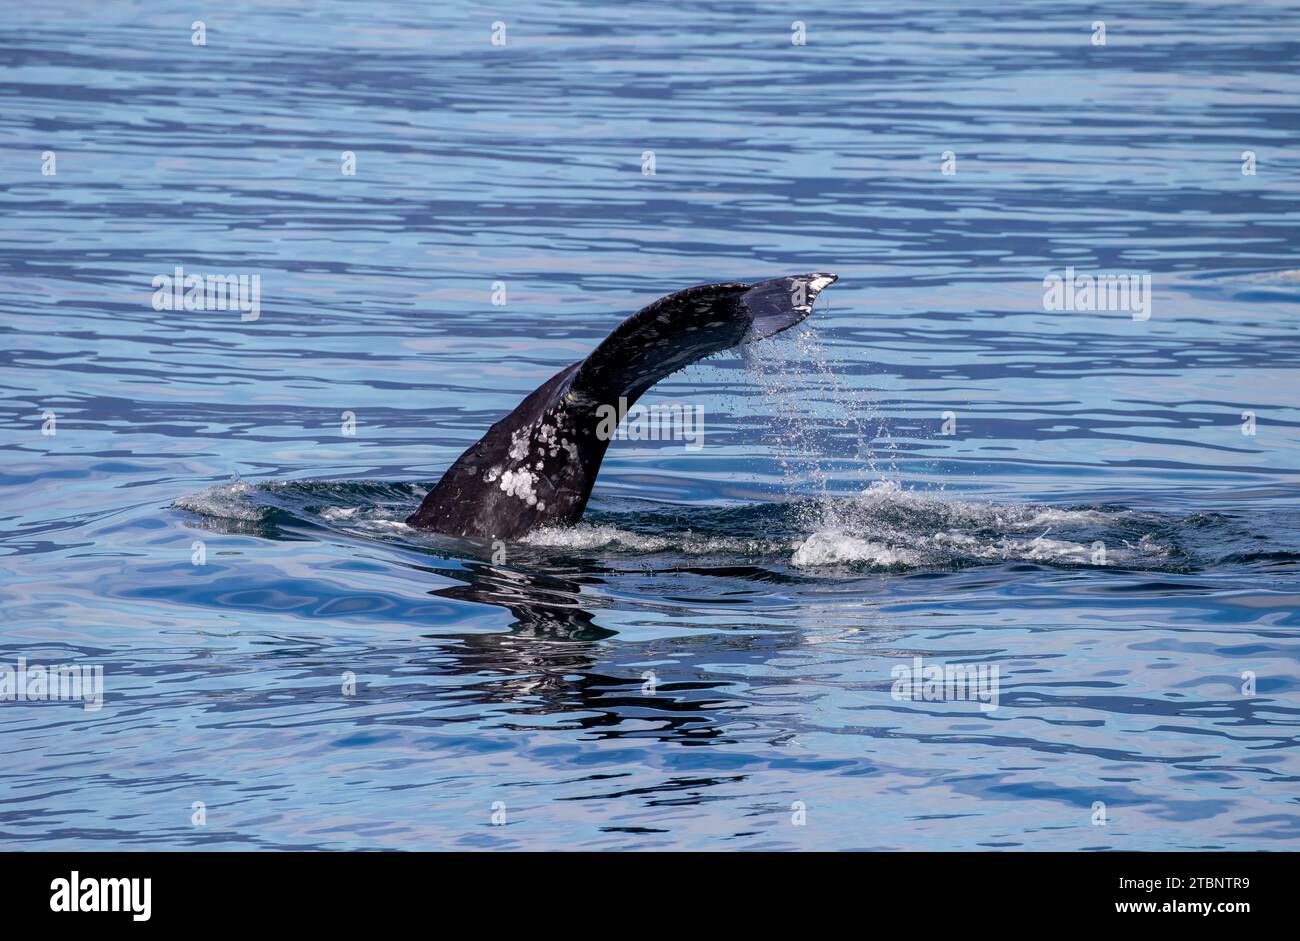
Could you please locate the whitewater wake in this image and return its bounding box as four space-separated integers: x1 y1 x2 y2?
173 477 1186 572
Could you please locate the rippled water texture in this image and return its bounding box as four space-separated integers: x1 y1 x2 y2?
2 1 1300 850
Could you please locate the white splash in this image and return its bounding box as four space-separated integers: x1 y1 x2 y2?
171 480 267 522
790 532 917 568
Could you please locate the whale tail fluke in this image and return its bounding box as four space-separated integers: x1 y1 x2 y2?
740 272 838 342
406 272 838 538
572 272 837 404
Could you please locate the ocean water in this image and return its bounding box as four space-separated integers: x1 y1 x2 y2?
2 0 1299 850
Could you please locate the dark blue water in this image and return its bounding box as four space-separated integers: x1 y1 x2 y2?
3 1 1299 850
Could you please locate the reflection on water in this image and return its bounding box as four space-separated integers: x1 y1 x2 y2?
2 0 1300 849
430 562 614 641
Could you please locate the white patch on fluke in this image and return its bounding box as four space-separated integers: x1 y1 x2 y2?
508 428 531 461
499 467 540 506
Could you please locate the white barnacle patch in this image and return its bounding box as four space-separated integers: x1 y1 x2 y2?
537 419 566 457
499 467 540 506
508 427 531 461
484 466 501 482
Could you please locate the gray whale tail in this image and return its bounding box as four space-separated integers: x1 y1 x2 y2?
406 273 838 539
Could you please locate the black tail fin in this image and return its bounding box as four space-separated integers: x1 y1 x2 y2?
407 273 838 538
572 272 837 404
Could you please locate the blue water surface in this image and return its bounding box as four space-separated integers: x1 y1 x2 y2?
2 0 1299 850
